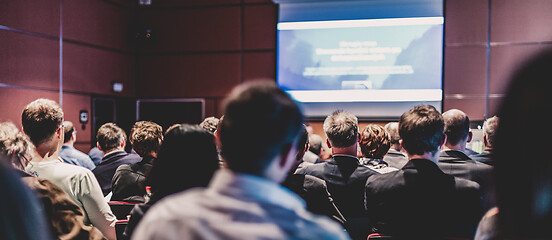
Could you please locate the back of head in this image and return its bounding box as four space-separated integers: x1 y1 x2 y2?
442 109 470 146
482 116 499 149
218 81 304 175
129 121 163 157
308 134 323 155
323 110 358 148
199 117 220 134
96 123 126 153
0 122 35 171
21 98 64 146
384 122 401 146
148 124 219 200
62 121 74 143
399 105 444 156
360 124 390 159
494 50 552 239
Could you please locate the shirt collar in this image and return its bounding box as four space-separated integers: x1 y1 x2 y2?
208 169 306 211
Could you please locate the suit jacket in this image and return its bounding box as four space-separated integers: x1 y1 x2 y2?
438 150 494 210
383 149 408 169
302 150 321 164
365 159 482 238
295 154 378 240
472 149 493 166
111 155 155 203
92 151 142 196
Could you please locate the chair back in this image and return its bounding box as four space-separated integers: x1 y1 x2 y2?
108 201 139 220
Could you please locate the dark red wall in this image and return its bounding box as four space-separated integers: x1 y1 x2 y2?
2 0 552 149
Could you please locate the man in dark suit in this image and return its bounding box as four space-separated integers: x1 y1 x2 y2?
438 109 494 210
472 116 499 166
92 123 141 196
295 110 378 240
365 105 482 239
382 122 408 169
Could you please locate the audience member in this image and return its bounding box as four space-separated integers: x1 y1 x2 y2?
472 116 499 166
303 133 323 164
382 122 408 169
89 145 104 166
474 50 552 239
359 124 398 174
365 105 482 238
121 124 220 240
199 116 219 134
0 121 106 239
59 121 95 170
111 121 163 202
22 99 116 240
133 81 349 239
295 110 378 240
92 123 141 196
438 109 494 210
0 161 51 240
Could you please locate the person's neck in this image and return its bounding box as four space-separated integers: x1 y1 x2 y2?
332 145 358 157
34 142 61 163
407 151 439 164
104 147 125 156
63 140 74 147
390 144 401 152
443 143 466 152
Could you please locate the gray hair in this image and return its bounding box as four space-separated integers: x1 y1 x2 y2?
483 116 499 148
323 110 358 148
384 122 401 144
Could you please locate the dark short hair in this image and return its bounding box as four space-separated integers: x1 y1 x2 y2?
399 105 445 155
96 123 126 153
148 124 219 201
360 124 391 159
21 99 64 146
442 109 470 146
297 124 309 154
323 110 358 148
63 121 74 143
219 81 304 175
308 134 323 155
130 121 163 157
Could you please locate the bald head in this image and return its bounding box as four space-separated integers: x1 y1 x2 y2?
442 109 470 148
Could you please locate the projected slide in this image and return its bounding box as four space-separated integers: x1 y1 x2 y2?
277 17 443 103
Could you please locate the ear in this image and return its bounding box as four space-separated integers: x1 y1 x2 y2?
97 142 103 152
357 133 361 143
483 135 488 147
440 134 447 149
467 131 473 143
326 138 332 149
120 140 126 148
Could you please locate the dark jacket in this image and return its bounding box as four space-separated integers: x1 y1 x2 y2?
365 159 482 239
92 151 142 196
111 155 155 203
382 149 408 169
438 150 494 211
295 154 379 240
472 149 493 166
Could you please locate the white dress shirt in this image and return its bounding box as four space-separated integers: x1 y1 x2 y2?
133 169 350 240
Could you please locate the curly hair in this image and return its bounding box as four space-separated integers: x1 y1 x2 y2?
0 122 35 170
360 124 390 159
129 121 163 157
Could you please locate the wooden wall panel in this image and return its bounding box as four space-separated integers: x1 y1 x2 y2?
63 43 135 96
0 0 59 36
243 5 277 50
62 93 92 148
444 46 487 95
445 0 488 44
491 0 552 43
243 52 275 82
0 88 59 128
0 31 59 90
138 7 241 53
146 0 240 8
136 53 241 98
443 98 486 120
64 0 133 51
